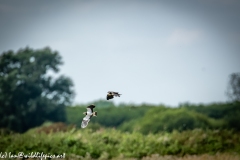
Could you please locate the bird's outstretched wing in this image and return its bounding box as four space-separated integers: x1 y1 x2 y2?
108 91 121 97
113 92 121 97
81 119 90 128
81 114 91 128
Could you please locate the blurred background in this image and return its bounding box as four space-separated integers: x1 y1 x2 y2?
0 0 240 159
1 0 240 106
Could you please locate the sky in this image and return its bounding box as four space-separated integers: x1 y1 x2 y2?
0 0 240 106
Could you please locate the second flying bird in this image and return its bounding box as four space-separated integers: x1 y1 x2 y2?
106 91 122 100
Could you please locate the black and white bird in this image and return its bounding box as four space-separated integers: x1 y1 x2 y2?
106 91 121 100
81 104 97 128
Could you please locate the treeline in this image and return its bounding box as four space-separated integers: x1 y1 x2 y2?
66 101 240 134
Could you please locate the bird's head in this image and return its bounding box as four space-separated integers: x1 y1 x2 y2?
83 112 87 115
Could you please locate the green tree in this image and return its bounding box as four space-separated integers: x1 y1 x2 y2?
226 72 240 102
0 47 74 132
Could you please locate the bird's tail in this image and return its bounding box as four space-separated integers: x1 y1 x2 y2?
93 111 97 116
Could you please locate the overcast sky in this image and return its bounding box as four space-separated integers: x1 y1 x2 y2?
0 0 240 106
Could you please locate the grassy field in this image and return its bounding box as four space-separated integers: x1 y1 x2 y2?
0 123 239 160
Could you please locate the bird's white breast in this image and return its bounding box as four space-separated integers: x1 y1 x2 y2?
87 111 92 115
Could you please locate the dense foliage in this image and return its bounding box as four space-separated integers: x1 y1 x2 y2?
0 125 239 159
66 101 240 134
0 47 74 132
66 102 150 128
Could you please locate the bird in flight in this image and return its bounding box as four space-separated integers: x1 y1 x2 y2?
81 104 97 128
106 91 122 100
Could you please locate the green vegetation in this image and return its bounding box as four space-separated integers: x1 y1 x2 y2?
66 101 240 134
66 102 150 128
226 72 240 102
0 124 239 159
1 47 240 159
0 47 74 132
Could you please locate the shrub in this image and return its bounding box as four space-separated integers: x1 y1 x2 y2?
138 108 224 134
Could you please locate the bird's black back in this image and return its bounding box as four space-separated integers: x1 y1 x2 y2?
87 104 95 112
